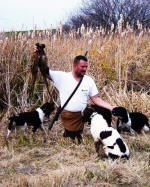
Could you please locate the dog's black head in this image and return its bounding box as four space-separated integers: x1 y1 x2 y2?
82 107 95 124
90 104 112 126
112 107 128 119
40 102 55 117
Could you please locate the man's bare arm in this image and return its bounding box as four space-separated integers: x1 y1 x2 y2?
90 94 116 111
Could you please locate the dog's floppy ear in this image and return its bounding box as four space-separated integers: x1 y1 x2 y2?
82 106 94 116
82 106 95 123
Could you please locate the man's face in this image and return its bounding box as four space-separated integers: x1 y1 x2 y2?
74 60 88 77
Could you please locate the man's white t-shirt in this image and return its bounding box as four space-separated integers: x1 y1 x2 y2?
49 70 99 112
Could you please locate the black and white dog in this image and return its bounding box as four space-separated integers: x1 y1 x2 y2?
6 102 55 140
63 105 112 144
82 104 112 126
112 106 150 136
82 106 130 159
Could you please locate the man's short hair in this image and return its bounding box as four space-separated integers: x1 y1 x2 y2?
73 55 88 65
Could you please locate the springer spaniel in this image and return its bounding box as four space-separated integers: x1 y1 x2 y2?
112 106 150 136
82 106 130 159
6 102 55 140
82 104 112 126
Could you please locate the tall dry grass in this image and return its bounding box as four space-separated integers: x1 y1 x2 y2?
0 22 150 186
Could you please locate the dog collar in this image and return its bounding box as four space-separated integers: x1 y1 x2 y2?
90 112 98 119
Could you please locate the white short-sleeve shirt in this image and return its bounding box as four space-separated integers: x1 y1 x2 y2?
49 70 99 112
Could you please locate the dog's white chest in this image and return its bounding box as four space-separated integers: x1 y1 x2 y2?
120 113 131 128
36 108 45 122
121 121 131 128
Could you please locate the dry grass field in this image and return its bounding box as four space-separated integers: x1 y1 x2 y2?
0 23 150 186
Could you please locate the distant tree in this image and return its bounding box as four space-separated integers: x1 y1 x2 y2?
64 0 150 32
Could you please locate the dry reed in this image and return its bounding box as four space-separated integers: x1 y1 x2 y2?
0 22 150 186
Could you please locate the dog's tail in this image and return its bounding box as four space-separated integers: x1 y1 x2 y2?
143 115 150 131
143 123 150 132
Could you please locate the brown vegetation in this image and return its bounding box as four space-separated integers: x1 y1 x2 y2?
0 24 150 186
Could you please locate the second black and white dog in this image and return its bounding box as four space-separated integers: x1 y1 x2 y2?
82 106 130 159
112 106 150 136
6 102 55 140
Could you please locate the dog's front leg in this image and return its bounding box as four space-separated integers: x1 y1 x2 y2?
40 123 48 137
117 120 122 133
19 123 27 136
94 140 101 156
6 129 11 140
32 126 38 136
130 127 136 136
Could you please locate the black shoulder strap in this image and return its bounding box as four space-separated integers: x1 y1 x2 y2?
48 76 83 130
60 76 83 112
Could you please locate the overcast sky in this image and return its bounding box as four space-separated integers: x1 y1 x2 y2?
0 0 82 31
